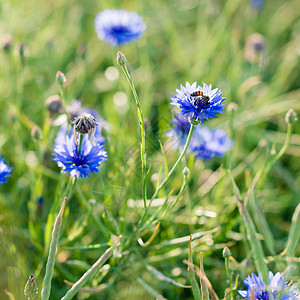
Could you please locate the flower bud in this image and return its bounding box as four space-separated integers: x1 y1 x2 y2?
227 102 238 113
1 34 13 52
24 274 38 299
56 71 66 85
183 167 190 177
31 126 43 142
117 51 127 66
45 94 63 116
222 246 232 258
285 109 298 124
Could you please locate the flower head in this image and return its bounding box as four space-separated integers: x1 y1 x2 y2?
166 114 191 150
171 82 226 124
24 274 38 298
52 128 107 178
95 9 146 46
189 127 232 160
0 155 12 184
239 272 299 300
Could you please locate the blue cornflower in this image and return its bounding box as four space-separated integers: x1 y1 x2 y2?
251 0 264 10
52 128 107 178
94 9 146 46
189 127 232 160
171 82 226 124
166 114 191 150
239 272 299 300
0 155 12 184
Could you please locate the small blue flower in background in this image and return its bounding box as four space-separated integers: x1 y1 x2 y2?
52 129 107 178
251 0 264 11
189 127 232 160
239 272 299 300
0 155 12 184
166 114 191 150
171 82 226 124
95 9 146 46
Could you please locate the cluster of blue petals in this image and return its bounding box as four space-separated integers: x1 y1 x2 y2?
171 82 226 123
95 9 146 46
239 272 299 300
0 155 12 184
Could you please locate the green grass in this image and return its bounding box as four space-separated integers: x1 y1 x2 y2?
0 0 300 299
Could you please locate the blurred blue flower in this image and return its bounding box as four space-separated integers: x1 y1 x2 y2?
166 114 191 150
95 9 146 46
0 155 12 184
251 0 264 11
171 82 226 124
52 129 107 178
189 127 232 160
239 272 299 300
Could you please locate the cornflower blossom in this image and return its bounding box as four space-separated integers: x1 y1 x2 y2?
0 155 12 184
52 128 107 178
189 126 232 160
239 272 299 300
171 82 226 124
94 9 146 46
166 114 191 150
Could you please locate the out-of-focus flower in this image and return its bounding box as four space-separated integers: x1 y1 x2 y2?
45 95 63 116
56 71 66 85
251 0 264 11
189 127 232 160
171 82 226 124
0 155 12 184
52 128 107 179
166 114 191 150
1 33 13 52
95 9 146 46
239 272 299 300
244 33 267 66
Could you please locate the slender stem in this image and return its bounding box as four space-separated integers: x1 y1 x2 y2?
58 84 70 127
225 258 234 299
61 235 123 300
120 64 147 207
41 198 67 300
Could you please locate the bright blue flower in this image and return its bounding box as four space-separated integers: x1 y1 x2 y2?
95 9 146 46
52 129 107 178
166 114 191 150
0 155 12 184
189 127 232 160
239 272 299 300
171 82 226 124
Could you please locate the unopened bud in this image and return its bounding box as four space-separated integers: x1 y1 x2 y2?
45 94 63 116
31 126 43 142
222 246 232 258
1 34 13 52
24 274 38 299
285 109 298 124
56 71 66 85
117 51 127 66
183 167 190 176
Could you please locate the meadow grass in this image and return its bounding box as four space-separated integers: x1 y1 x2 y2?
0 0 300 299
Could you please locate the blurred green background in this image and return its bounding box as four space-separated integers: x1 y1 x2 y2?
0 0 300 299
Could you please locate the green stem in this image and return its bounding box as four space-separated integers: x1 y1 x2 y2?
41 198 67 300
225 258 234 299
61 235 123 300
58 84 70 127
120 63 147 207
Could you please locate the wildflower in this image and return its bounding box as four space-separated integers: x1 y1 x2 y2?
171 82 226 124
0 155 12 184
52 128 107 178
244 33 267 66
24 274 38 299
251 0 264 11
117 51 127 66
56 71 66 85
71 113 98 144
95 9 146 46
166 114 191 150
239 272 299 300
1 33 13 52
189 127 232 160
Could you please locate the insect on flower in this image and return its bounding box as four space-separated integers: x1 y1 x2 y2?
190 90 211 110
